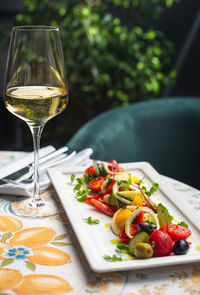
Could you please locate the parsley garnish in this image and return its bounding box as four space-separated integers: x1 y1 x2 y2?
71 174 76 184
76 189 90 202
83 216 100 225
116 243 129 253
178 221 189 228
142 183 159 196
84 173 96 184
73 177 84 192
117 179 132 191
151 241 155 248
103 254 123 262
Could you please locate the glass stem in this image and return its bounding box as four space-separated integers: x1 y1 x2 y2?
29 125 45 207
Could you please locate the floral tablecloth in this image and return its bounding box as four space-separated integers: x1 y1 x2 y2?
0 151 199 295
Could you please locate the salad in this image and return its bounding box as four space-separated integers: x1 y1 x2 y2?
71 160 192 260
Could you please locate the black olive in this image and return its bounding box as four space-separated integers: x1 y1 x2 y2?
138 223 155 235
173 239 190 255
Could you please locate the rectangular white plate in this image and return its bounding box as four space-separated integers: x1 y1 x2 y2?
48 162 200 273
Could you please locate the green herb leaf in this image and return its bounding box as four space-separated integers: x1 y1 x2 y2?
71 174 76 184
83 216 100 225
75 188 90 202
25 260 36 271
151 241 155 248
117 179 132 185
1 258 14 267
103 254 123 262
73 182 82 192
116 243 129 251
178 221 189 228
142 183 159 196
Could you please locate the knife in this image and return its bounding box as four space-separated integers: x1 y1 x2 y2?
0 146 68 184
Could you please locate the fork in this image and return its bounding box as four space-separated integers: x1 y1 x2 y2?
2 151 76 185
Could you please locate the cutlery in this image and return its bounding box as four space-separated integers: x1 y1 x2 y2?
1 151 76 185
0 146 68 185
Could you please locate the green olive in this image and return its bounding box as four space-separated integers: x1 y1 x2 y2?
133 243 153 258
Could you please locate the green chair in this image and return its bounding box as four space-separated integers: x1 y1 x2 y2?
67 98 200 189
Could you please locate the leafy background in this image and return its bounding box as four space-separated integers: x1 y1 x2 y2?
0 0 186 149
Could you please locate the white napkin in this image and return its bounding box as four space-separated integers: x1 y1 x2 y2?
0 148 93 198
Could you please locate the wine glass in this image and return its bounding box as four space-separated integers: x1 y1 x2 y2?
4 26 68 218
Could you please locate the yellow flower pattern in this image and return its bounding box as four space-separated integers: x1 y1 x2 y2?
0 152 199 295
0 215 73 293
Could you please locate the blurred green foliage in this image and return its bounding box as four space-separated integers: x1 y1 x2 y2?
0 0 178 145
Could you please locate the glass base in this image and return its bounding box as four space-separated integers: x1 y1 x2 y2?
10 192 63 218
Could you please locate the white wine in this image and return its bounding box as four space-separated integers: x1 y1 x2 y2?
5 86 68 126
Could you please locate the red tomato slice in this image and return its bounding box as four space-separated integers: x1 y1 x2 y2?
89 177 106 193
119 224 139 244
87 198 117 216
108 160 120 172
85 196 103 202
119 226 130 244
104 181 116 195
168 224 191 240
85 165 97 175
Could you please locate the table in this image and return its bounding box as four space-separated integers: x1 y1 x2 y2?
0 151 199 295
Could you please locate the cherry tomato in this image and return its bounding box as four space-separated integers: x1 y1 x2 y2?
149 230 173 257
108 160 120 172
87 198 117 217
119 225 139 244
89 177 106 193
168 224 191 241
85 165 97 176
136 211 144 224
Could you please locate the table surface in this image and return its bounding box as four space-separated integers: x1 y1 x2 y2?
0 151 199 295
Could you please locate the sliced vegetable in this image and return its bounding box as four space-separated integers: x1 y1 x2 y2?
125 207 160 239
157 203 173 226
109 192 117 206
138 185 157 212
89 177 106 193
115 194 132 205
87 198 117 217
117 190 143 201
115 208 133 229
97 163 108 177
132 195 143 206
85 165 97 176
118 225 138 244
111 208 132 235
136 212 144 224
104 181 116 195
168 224 191 240
108 160 120 172
128 232 149 255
